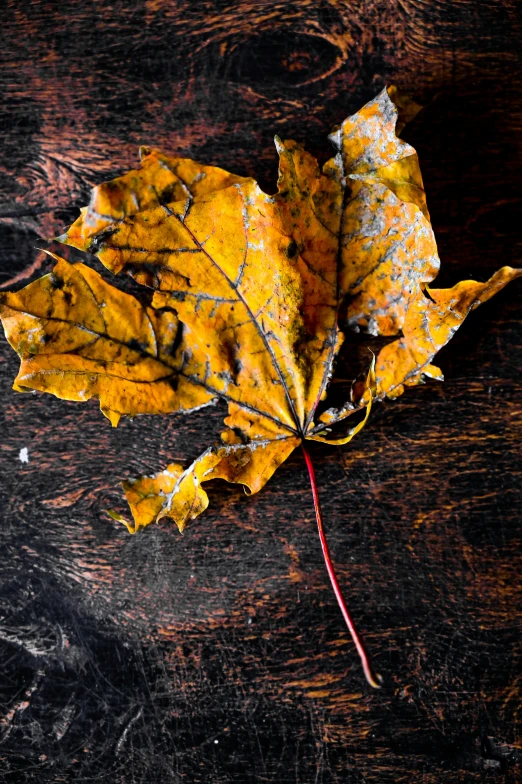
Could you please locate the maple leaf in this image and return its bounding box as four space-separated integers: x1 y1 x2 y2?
1 87 520 688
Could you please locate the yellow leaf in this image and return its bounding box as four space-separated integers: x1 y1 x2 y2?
1 86 519 536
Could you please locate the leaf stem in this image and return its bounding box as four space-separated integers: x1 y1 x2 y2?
301 443 383 689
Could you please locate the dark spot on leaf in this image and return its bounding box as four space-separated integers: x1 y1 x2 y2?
89 226 119 255
167 320 184 359
286 240 298 259
50 274 64 290
231 427 249 445
127 338 147 355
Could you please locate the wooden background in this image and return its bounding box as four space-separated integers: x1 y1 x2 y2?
1 1 521 781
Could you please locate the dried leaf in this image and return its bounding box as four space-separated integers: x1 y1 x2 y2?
2 86 519 534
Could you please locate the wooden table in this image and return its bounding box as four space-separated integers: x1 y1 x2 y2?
1 1 521 781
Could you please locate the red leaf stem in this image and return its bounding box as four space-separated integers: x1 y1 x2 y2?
302 443 383 689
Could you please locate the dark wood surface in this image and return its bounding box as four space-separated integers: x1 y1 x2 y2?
1 1 521 781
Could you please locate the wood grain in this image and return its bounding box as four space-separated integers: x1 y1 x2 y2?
0 1 521 781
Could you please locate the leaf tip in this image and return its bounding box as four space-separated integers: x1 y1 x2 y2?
274 135 284 153
327 127 342 151
102 407 122 427
107 508 138 534
139 145 152 160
